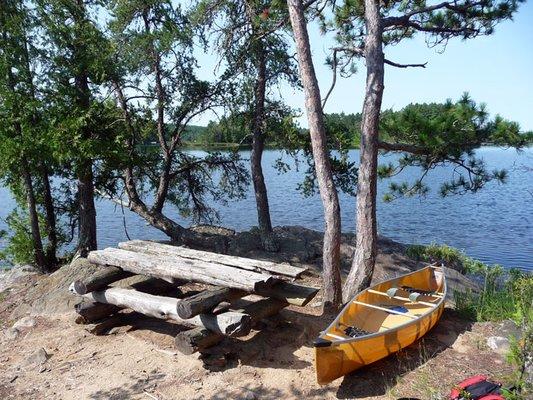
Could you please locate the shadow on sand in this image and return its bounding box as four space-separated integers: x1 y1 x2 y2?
336 308 474 399
87 306 472 399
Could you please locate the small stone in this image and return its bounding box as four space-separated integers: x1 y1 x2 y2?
487 336 510 354
525 358 533 386
243 391 256 400
4 327 19 340
25 348 50 366
12 316 36 330
499 320 521 339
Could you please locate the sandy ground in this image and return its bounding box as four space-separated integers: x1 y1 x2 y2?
0 290 515 399
0 227 514 399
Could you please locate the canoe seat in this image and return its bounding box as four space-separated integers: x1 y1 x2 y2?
400 286 443 297
368 289 437 308
352 301 418 319
325 332 349 340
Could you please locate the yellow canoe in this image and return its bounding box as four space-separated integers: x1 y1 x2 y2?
314 265 446 384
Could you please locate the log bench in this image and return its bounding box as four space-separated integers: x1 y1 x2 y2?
70 240 318 355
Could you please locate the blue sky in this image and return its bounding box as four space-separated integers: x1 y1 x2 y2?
194 2 533 131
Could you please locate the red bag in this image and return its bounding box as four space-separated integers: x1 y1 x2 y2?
450 375 504 400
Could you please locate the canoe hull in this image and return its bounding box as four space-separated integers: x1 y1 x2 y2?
315 301 444 384
315 266 446 385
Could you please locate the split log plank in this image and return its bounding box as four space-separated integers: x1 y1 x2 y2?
119 240 307 278
88 248 276 292
75 301 121 324
255 281 319 306
177 288 247 319
82 287 251 336
174 298 290 354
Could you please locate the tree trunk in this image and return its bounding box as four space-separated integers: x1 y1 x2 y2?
69 0 97 257
2 31 49 272
21 160 48 272
77 159 97 257
343 0 384 302
40 164 58 266
287 0 343 310
111 80 188 245
251 42 278 252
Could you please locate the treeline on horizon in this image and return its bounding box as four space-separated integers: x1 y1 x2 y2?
169 109 533 148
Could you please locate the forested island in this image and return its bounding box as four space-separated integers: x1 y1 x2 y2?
0 0 531 398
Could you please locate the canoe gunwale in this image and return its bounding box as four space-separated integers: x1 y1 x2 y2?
316 265 447 346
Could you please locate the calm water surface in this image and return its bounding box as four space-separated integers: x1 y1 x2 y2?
0 147 531 270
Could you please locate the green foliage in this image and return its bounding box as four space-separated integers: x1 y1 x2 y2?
504 333 533 398
0 208 41 265
406 243 465 267
405 242 492 274
324 112 362 147
330 0 524 61
379 95 528 200
101 0 251 225
453 266 532 324
502 273 533 398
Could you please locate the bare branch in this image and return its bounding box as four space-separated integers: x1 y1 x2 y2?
95 188 131 208
384 59 427 68
332 46 365 57
382 1 488 28
322 49 338 108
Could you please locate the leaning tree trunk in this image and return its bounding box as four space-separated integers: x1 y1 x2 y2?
21 160 48 272
343 0 384 302
251 42 278 252
287 0 343 310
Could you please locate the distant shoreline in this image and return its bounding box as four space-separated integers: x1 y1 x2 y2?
159 142 533 151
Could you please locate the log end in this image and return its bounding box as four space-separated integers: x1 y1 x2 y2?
69 280 87 295
174 327 224 355
176 302 194 320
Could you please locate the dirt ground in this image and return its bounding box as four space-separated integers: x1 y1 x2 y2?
0 280 516 400
0 227 517 399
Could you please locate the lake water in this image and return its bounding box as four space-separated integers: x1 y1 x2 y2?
0 147 531 270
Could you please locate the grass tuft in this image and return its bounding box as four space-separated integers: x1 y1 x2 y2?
406 242 532 398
